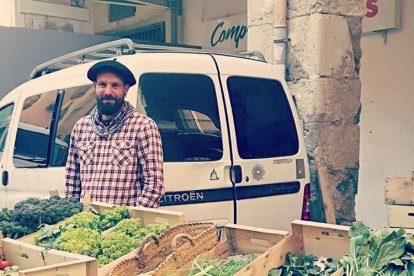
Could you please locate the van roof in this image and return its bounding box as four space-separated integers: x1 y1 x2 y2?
30 38 267 80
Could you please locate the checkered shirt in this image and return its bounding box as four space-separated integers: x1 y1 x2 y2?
64 110 164 208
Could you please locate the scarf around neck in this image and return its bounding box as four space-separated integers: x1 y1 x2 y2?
90 101 135 138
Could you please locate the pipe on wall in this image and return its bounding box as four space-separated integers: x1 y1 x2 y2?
273 0 287 78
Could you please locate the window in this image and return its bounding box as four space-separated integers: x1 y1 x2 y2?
227 76 299 159
51 85 95 166
14 91 58 167
13 86 95 168
109 4 136 23
139 73 222 162
0 104 14 160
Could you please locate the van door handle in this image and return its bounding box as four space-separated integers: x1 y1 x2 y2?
231 165 242 184
2 170 8 186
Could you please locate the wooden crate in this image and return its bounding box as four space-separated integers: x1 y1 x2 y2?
385 173 414 205
98 204 187 276
388 205 414 228
385 172 414 229
1 238 97 276
19 201 186 244
163 223 289 276
16 201 186 276
236 220 349 275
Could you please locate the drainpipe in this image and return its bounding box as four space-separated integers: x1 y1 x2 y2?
274 0 287 78
170 0 179 44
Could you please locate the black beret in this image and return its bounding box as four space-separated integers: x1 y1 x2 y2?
87 60 136 86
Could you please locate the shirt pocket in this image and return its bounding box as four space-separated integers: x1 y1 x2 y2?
78 141 94 166
112 140 134 167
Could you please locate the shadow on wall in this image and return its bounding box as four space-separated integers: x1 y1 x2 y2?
0 27 116 99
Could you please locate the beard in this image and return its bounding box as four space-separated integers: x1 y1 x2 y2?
96 95 124 116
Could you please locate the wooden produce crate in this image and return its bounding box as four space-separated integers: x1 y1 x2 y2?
236 220 350 276
388 205 414 228
1 237 97 276
17 201 186 276
165 223 289 276
19 201 186 244
385 172 414 229
96 203 186 276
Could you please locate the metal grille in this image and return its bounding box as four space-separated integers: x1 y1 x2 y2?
121 22 166 43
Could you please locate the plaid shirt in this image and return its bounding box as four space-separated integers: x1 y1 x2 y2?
64 106 164 208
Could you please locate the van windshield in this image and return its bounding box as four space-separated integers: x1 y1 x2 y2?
138 73 223 162
227 76 299 159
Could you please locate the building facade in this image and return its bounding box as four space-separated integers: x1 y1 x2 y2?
0 0 412 229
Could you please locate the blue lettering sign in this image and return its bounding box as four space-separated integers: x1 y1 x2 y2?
210 21 247 48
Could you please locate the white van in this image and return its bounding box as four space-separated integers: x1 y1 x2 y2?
0 39 310 230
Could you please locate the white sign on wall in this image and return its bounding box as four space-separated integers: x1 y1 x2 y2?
201 0 247 52
363 0 401 33
202 13 247 52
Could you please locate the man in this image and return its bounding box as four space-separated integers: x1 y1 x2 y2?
65 59 164 208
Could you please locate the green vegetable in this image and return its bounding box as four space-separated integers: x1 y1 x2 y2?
136 223 169 239
30 204 170 267
268 253 339 276
98 206 130 231
187 254 257 276
269 222 414 276
69 211 100 230
113 218 142 237
98 220 169 266
35 224 64 248
339 222 414 276
0 196 83 239
58 227 100 257
99 231 140 266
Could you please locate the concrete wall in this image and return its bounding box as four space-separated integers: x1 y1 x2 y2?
356 0 414 229
0 0 15 26
0 26 114 98
14 0 93 33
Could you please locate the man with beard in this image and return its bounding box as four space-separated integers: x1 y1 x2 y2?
64 60 164 208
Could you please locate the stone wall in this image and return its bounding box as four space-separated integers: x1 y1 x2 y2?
248 0 364 224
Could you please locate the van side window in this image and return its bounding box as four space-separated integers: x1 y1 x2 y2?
51 85 95 167
139 73 223 162
14 91 58 167
227 76 299 159
0 104 14 160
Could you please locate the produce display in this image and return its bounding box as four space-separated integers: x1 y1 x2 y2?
268 253 339 275
0 265 19 276
269 222 414 276
59 227 101 257
187 254 259 276
0 196 83 239
339 222 414 275
34 206 169 266
99 221 169 265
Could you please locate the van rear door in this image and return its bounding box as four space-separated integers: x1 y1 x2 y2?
126 54 234 224
213 55 308 230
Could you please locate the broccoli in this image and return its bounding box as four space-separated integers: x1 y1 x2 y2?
0 208 12 222
0 196 84 239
